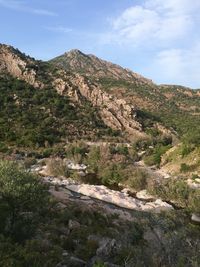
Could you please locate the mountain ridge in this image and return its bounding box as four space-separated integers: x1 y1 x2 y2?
1 43 200 143
50 48 154 86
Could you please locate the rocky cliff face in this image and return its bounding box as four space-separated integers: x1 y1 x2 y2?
0 44 145 139
69 74 144 138
0 44 43 88
52 71 144 138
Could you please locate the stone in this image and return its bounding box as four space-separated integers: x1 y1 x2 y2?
62 251 69 257
45 177 173 213
68 220 81 230
136 190 154 201
69 256 86 267
57 202 67 209
96 238 118 257
0 45 43 88
70 73 146 138
80 195 91 200
187 179 200 189
191 213 200 223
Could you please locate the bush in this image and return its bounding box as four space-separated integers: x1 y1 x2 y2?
182 128 200 146
180 163 191 173
46 158 70 177
126 169 148 190
144 145 171 166
100 163 123 185
181 144 194 158
148 178 192 208
23 157 37 169
0 160 49 242
188 190 200 214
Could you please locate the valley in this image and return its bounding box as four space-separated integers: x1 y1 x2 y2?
0 44 199 267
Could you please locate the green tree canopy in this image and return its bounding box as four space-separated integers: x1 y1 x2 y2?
0 160 49 242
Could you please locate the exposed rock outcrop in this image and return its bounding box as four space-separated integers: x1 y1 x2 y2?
0 44 43 88
69 74 145 138
0 44 145 138
44 177 174 213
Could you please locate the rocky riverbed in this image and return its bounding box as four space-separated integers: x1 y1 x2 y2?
43 176 173 213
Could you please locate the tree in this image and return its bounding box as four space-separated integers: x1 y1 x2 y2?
0 160 49 242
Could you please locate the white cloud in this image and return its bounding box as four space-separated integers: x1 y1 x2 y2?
0 0 57 16
153 43 200 88
45 26 72 34
100 0 200 87
145 0 200 15
107 0 198 45
111 6 159 44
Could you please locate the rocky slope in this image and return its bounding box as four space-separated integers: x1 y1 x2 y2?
50 49 154 85
0 44 146 139
0 44 43 88
2 43 200 141
50 49 200 138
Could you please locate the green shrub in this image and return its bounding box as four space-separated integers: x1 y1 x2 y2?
0 160 49 242
23 157 37 169
181 144 194 158
180 163 191 173
46 158 70 177
148 178 192 208
127 169 148 190
93 263 106 267
130 222 144 244
100 163 123 185
144 145 171 166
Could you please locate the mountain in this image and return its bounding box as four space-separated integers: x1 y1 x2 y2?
0 44 200 267
0 44 147 143
50 49 200 137
0 45 120 149
50 49 154 85
1 43 200 149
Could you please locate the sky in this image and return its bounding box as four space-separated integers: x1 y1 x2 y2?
0 0 200 88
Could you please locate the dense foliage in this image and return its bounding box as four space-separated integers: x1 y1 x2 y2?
0 76 110 149
0 160 49 242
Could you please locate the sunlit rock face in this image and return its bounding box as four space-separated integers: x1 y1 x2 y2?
0 44 43 88
44 176 173 213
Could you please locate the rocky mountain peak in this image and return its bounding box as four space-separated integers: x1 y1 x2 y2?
0 43 11 50
66 49 85 56
50 49 155 87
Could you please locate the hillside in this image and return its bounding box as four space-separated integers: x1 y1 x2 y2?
50 49 154 85
0 44 148 142
50 49 200 138
0 44 200 267
0 75 112 150
1 44 200 152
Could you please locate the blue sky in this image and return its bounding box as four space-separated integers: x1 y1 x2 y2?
0 0 200 88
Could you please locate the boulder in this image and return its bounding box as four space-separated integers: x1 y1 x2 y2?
96 238 118 258
191 213 200 223
136 190 154 201
69 256 86 267
68 220 81 230
62 251 69 258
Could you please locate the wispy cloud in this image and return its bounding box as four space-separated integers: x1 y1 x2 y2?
99 0 200 87
105 0 197 46
153 43 200 87
45 26 72 34
0 0 57 16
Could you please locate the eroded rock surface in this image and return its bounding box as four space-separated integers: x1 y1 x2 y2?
44 177 173 213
